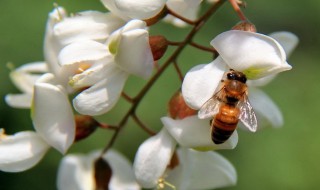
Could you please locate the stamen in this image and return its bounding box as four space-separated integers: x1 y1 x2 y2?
53 3 63 21
76 63 91 74
157 178 176 190
6 62 15 71
0 129 7 140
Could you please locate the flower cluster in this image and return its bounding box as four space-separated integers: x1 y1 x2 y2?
0 0 298 189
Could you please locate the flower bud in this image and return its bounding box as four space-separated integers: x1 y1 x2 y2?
94 157 112 190
144 6 168 26
232 20 256 33
149 35 169 61
168 90 197 119
74 115 98 142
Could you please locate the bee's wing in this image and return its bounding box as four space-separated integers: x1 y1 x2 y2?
198 90 223 119
239 95 257 132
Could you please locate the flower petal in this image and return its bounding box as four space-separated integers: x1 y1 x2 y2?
182 57 227 109
247 74 277 87
108 20 154 78
57 154 94 190
54 11 125 46
269 31 299 57
69 55 115 88
101 0 131 20
9 62 47 94
165 0 202 27
162 116 238 150
58 40 108 66
102 150 140 190
248 88 283 129
5 94 32 109
133 128 177 188
170 148 237 189
211 30 291 79
73 70 129 116
0 130 50 172
32 73 75 153
115 0 167 19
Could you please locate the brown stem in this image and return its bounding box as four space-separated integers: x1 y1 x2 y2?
190 41 217 53
167 40 183 46
166 6 197 25
100 0 227 156
121 92 134 103
229 0 247 21
173 60 184 82
132 114 156 136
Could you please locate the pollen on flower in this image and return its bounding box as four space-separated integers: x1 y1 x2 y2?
243 67 269 79
0 128 7 140
53 3 64 22
76 63 91 74
157 178 176 190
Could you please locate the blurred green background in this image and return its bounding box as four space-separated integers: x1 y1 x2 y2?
0 0 320 189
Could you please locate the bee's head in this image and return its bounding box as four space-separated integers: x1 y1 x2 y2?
227 70 247 83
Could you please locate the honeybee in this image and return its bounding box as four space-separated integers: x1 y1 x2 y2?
198 69 257 144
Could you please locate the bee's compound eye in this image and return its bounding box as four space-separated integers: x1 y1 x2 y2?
239 77 247 83
227 73 236 80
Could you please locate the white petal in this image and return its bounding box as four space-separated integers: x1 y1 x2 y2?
59 40 108 66
115 28 153 78
162 116 238 150
182 57 227 109
211 30 291 79
133 128 177 188
57 154 94 190
9 62 47 93
101 0 131 20
115 0 167 19
269 31 299 57
32 73 75 153
172 148 237 189
107 20 153 78
165 0 202 27
247 74 277 87
0 131 50 172
102 150 140 190
69 55 116 88
73 70 129 116
54 11 125 46
248 88 283 129
5 94 32 109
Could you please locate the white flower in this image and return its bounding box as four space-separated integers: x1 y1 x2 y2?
133 128 177 188
133 127 237 189
0 129 50 172
5 62 48 108
162 115 238 150
59 19 154 115
101 0 167 20
166 148 237 190
245 31 298 129
182 30 293 109
182 30 297 130
57 149 140 190
45 7 125 90
32 73 75 154
164 0 203 27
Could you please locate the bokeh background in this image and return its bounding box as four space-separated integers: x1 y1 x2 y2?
0 0 319 189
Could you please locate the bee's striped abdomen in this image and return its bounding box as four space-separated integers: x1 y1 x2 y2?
212 104 240 144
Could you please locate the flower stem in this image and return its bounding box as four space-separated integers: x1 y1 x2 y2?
229 0 247 21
